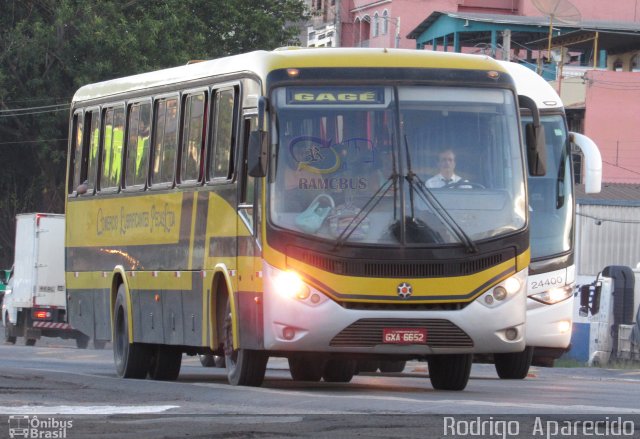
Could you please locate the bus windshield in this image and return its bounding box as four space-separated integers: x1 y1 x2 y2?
268 85 526 246
524 114 574 259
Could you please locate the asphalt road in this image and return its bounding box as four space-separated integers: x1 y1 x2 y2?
1 340 639 438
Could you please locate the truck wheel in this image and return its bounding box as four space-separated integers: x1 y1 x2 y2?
25 338 36 346
379 360 406 373
288 355 324 382
494 347 533 379
148 346 182 381
428 354 472 391
223 297 267 386
4 313 16 344
113 284 151 379
323 359 356 383
76 334 89 349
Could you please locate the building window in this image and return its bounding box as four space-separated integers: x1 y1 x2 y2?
373 12 379 37
382 10 389 35
632 54 640 72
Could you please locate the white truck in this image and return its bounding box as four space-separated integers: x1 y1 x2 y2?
2 213 88 347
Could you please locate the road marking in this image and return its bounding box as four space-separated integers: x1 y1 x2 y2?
191 382 640 414
0 405 179 415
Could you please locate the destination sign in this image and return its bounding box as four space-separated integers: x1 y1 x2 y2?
286 87 385 105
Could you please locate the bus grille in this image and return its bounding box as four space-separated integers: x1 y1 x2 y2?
289 247 510 278
329 318 473 348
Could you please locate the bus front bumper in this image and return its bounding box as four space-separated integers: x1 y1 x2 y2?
262 266 527 356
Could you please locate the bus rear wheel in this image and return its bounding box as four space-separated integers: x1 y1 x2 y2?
113 284 151 379
428 354 472 391
323 359 356 383
288 355 324 382
223 298 267 386
494 346 533 379
148 346 182 381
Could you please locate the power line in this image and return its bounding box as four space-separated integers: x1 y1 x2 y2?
0 103 69 114
0 106 70 118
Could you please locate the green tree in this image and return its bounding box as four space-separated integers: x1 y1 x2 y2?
0 0 308 266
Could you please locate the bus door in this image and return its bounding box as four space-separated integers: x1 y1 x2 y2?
236 114 263 348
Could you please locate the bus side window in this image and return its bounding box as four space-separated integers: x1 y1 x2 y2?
83 108 101 195
209 87 237 181
180 91 207 183
125 102 151 189
151 97 179 186
100 106 124 191
69 111 84 195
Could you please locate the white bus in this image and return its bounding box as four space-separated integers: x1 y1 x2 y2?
490 61 602 378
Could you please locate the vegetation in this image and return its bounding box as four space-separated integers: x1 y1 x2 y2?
0 0 308 267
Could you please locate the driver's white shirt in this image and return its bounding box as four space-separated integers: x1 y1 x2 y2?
425 173 462 188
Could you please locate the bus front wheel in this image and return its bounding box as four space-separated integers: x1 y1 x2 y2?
113 284 151 379
428 354 472 391
223 298 267 386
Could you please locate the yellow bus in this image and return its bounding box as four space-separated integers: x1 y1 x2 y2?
65 48 545 390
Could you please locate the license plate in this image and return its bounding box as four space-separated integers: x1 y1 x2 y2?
382 328 427 344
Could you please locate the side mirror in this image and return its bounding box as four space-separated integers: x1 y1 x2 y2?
518 95 547 176
570 132 602 194
578 281 602 317
248 131 268 177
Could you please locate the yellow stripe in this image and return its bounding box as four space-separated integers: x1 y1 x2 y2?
66 271 193 291
188 194 198 270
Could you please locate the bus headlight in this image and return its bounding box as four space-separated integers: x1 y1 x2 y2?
273 270 309 300
479 270 525 308
268 266 327 306
530 286 573 305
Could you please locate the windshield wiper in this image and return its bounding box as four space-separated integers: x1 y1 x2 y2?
333 172 399 249
403 135 478 253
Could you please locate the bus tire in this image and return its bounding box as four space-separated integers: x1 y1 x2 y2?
4 313 16 344
223 298 267 386
428 354 472 391
113 284 151 379
288 356 324 382
323 359 356 383
25 338 36 346
148 346 182 381
199 353 215 367
379 360 406 373
494 346 533 379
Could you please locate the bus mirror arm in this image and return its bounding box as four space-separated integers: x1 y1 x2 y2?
518 95 547 177
248 130 268 178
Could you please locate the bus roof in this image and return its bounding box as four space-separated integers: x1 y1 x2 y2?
496 61 562 111
72 47 510 103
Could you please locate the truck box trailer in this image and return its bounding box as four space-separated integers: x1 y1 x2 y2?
2 213 88 347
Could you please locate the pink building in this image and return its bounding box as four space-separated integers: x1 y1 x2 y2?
306 0 640 184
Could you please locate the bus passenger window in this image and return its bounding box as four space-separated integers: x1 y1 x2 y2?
69 112 83 195
100 106 124 191
180 92 206 183
125 102 151 188
209 88 236 180
85 109 100 195
151 97 179 185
